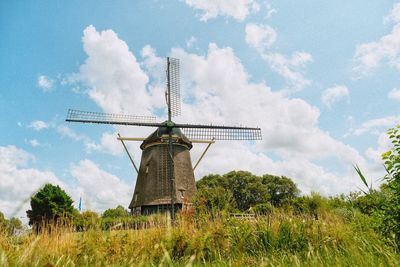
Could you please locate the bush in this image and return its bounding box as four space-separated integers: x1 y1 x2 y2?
74 210 100 231
102 205 129 218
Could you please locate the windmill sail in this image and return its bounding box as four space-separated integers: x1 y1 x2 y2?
66 109 161 127
177 123 262 140
166 57 181 118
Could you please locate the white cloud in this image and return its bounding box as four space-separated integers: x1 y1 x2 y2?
37 75 54 92
388 88 400 100
70 159 132 212
244 23 312 91
261 51 312 91
99 132 124 156
384 2 400 24
0 146 63 220
76 25 151 115
57 125 84 141
348 116 400 136
365 132 391 164
185 0 260 21
245 23 277 49
186 36 197 48
28 120 49 131
265 2 277 18
321 85 350 108
353 3 400 77
29 139 40 147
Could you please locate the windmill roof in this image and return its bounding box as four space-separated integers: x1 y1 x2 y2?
140 121 192 150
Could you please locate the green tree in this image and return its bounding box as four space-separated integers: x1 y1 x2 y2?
102 205 129 218
261 175 299 206
26 184 74 230
196 171 299 212
194 186 234 213
226 171 269 211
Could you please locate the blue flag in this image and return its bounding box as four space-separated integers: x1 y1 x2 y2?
78 197 82 212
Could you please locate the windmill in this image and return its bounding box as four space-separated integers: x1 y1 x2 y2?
66 57 262 219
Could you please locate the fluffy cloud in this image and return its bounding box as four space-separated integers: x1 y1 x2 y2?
29 139 40 147
37 75 53 92
365 132 391 164
348 116 400 136
185 0 260 21
261 52 312 91
70 159 132 212
99 132 125 156
384 2 400 24
76 25 151 115
28 120 49 131
321 85 350 108
245 23 277 49
265 2 277 18
353 3 400 77
388 88 400 100
245 23 312 91
0 146 62 219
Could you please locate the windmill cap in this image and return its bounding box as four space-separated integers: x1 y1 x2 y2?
140 121 193 150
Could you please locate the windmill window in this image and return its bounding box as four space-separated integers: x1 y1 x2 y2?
145 165 149 174
134 194 138 202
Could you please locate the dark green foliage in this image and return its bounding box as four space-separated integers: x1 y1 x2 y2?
292 193 325 219
352 188 388 216
26 183 74 229
261 174 299 206
102 205 129 218
196 171 299 212
226 171 270 211
193 186 234 214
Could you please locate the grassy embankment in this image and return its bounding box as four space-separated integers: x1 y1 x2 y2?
1 210 399 266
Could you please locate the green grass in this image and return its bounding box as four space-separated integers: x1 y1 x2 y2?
1 211 399 266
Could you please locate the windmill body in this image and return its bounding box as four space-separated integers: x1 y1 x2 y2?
66 57 262 218
129 123 196 215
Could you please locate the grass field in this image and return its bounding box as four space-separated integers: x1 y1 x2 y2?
1 210 399 266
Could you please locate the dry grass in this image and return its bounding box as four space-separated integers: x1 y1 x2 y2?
0 211 399 266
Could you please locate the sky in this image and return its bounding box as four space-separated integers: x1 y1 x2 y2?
1 0 400 221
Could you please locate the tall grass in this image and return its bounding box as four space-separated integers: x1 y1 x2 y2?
0 210 399 266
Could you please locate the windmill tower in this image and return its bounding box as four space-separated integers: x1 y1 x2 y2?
66 57 262 218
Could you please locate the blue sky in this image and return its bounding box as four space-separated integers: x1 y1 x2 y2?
1 0 400 219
